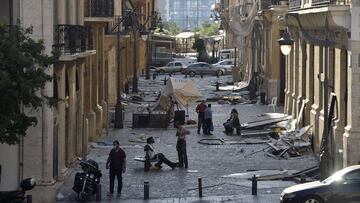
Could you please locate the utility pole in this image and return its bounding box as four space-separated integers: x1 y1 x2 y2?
197 0 199 29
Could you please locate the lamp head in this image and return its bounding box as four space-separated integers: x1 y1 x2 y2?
278 31 294 55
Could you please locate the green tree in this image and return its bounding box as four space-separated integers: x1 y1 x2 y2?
162 21 182 35
0 23 58 145
192 37 208 62
195 22 219 36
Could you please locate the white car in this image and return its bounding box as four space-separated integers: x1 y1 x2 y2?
212 59 234 74
155 61 187 74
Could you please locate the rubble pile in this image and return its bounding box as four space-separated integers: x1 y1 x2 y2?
265 125 313 160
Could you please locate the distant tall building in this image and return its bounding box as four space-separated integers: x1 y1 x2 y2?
155 0 170 22
169 0 215 30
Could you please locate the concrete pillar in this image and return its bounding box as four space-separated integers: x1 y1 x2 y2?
296 38 305 127
287 37 294 117
76 59 85 157
93 26 103 137
56 0 66 24
67 0 76 25
84 56 96 142
66 61 77 164
54 63 68 180
305 43 314 126
77 0 84 25
343 3 360 165
99 25 108 130
311 45 323 152
332 48 346 171
292 33 299 119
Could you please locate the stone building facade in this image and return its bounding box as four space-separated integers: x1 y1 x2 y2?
0 0 155 202
282 0 358 172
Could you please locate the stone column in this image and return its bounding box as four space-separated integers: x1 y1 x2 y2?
54 63 68 180
292 32 299 119
56 0 66 24
287 31 294 117
305 43 314 126
84 56 96 142
93 26 103 137
332 48 346 171
77 0 84 25
296 38 305 127
99 24 108 130
311 45 323 152
67 0 76 24
66 61 77 164
344 1 360 166
76 59 85 157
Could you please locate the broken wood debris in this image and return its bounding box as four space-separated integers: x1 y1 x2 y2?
265 125 313 160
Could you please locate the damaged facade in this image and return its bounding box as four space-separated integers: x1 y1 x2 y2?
0 0 155 202
219 0 360 173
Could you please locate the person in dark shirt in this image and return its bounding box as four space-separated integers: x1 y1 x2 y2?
106 140 126 196
196 100 207 134
144 137 177 169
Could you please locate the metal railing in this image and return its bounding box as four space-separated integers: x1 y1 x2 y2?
54 25 93 54
289 0 301 9
86 0 114 17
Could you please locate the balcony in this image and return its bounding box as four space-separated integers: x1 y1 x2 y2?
289 0 351 10
54 25 94 55
85 0 114 17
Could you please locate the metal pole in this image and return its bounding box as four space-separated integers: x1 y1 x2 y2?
198 177 202 197
132 30 138 93
144 180 149 199
320 18 331 181
145 32 151 80
114 17 124 129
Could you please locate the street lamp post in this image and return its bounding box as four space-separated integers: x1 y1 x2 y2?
278 14 336 180
115 15 124 129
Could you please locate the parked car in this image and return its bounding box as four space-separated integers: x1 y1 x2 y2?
181 62 226 77
280 165 360 203
212 59 234 74
155 61 187 74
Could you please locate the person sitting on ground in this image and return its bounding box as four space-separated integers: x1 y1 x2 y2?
144 137 177 169
223 108 241 135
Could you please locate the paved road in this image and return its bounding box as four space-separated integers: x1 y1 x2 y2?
57 74 318 202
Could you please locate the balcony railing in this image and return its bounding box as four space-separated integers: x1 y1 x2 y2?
289 0 351 10
86 0 114 17
54 25 94 55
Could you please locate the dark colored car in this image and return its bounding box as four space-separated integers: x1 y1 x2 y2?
181 62 225 77
280 165 360 203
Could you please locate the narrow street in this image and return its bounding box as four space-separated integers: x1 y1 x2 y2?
57 74 318 202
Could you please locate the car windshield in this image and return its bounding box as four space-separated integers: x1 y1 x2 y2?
322 168 351 184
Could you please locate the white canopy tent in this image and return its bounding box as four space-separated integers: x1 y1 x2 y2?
162 78 203 107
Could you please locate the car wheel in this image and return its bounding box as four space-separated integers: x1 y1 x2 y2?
216 70 224 76
159 70 165 75
303 195 323 203
189 71 196 77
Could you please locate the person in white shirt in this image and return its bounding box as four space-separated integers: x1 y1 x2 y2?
144 137 177 170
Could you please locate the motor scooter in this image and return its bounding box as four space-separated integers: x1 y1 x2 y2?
0 178 36 203
72 158 102 202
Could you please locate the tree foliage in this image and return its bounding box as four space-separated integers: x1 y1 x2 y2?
194 22 219 36
0 23 58 145
192 37 209 62
162 21 182 35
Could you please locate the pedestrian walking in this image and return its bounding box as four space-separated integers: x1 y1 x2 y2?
204 104 214 135
175 122 190 168
144 137 177 169
106 140 126 196
196 100 207 134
